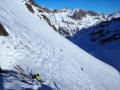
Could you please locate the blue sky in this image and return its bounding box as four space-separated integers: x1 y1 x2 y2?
34 0 120 14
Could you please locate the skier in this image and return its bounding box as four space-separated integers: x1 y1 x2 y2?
14 65 44 84
31 73 43 82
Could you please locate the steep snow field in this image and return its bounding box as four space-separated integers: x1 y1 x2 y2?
0 0 120 90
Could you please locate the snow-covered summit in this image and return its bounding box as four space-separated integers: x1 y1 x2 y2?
0 0 120 90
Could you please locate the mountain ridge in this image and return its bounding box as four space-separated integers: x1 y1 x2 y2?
26 0 120 37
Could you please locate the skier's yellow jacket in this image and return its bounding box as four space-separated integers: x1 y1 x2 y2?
35 74 42 81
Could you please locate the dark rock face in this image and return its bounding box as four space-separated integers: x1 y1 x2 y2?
58 27 70 36
70 9 98 20
37 7 52 13
87 10 98 16
25 3 34 13
29 0 35 5
41 14 57 31
71 9 87 20
90 29 120 45
0 23 9 36
89 18 120 45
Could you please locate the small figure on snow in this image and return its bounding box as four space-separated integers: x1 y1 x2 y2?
81 67 84 71
32 73 43 82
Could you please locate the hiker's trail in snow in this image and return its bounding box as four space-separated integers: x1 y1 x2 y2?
0 0 120 90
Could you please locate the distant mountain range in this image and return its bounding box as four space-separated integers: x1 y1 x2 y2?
26 0 120 36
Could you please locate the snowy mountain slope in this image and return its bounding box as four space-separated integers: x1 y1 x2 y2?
30 0 120 71
67 17 120 71
0 0 120 90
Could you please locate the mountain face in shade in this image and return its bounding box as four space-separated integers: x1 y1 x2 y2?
67 17 120 71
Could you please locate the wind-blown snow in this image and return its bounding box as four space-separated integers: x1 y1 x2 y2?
0 0 120 90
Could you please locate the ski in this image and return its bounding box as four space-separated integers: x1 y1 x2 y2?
16 65 24 71
14 65 32 79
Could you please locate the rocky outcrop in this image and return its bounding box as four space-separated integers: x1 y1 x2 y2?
70 9 98 20
0 23 9 36
28 0 52 13
25 3 34 13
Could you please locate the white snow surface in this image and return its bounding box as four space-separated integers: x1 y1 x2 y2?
0 0 120 90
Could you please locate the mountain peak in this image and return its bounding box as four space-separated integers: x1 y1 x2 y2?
70 9 98 20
